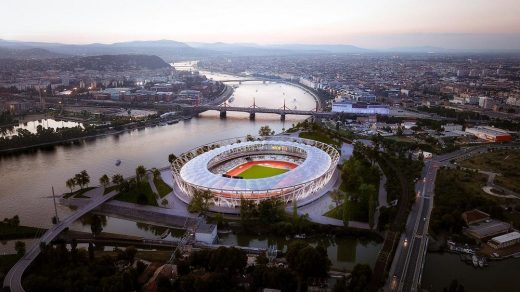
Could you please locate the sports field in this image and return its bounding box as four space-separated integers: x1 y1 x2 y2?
238 165 289 179
226 160 297 179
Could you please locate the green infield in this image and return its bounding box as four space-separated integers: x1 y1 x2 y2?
238 165 289 179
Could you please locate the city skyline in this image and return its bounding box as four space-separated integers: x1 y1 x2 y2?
2 0 520 50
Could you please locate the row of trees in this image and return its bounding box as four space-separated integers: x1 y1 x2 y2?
334 145 380 228
65 170 91 193
23 242 142 292
160 242 331 291
0 125 96 151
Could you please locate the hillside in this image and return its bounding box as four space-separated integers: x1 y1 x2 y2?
0 54 171 71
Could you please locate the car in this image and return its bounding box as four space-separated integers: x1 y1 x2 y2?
404 238 408 247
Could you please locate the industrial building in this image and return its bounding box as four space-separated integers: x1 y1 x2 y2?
488 231 520 249
465 126 512 142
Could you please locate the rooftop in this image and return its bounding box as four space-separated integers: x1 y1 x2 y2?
464 219 511 239
490 231 520 244
462 209 490 225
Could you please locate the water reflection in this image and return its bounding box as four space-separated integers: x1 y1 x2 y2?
71 215 381 270
0 118 83 138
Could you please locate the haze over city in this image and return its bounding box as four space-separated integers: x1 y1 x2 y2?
2 1 520 292
2 0 520 50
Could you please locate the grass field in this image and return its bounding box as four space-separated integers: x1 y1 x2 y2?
460 149 520 193
115 182 158 206
299 131 339 146
153 177 173 198
238 165 289 179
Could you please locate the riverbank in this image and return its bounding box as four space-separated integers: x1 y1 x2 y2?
0 223 46 241
0 85 236 155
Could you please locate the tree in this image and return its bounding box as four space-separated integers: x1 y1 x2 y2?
187 189 214 214
286 241 309 270
332 276 348 292
74 170 90 189
358 183 377 228
112 174 124 190
152 168 161 180
90 214 103 236
342 193 350 224
99 174 110 188
124 246 137 263
396 125 403 136
80 170 90 188
286 241 330 288
168 153 177 164
240 197 257 226
348 264 372 292
135 165 146 183
368 191 377 229
74 173 83 189
258 125 275 136
258 198 285 224
66 178 76 193
330 189 343 208
15 241 26 256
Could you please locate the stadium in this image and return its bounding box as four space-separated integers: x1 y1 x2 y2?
171 136 340 210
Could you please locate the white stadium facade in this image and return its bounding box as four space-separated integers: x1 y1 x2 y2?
171 136 340 209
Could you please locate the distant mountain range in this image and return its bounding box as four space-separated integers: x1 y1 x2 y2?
1 39 517 61
0 39 202 60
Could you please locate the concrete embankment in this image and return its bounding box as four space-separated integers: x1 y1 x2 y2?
93 200 198 229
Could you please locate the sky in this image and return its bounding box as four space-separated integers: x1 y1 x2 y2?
2 0 520 50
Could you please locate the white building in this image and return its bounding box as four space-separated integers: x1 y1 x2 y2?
195 224 218 244
479 96 495 109
488 231 520 249
332 102 389 115
506 97 520 107
442 124 463 132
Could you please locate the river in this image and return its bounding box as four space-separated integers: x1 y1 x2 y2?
422 252 519 291
0 63 381 269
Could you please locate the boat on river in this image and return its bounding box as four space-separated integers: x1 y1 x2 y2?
115 159 121 166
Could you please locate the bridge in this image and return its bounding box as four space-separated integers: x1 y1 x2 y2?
187 100 332 120
3 189 120 292
219 79 266 83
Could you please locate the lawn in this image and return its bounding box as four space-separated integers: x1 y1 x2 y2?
299 131 339 146
114 182 158 206
153 177 173 198
238 165 289 179
324 201 369 223
459 149 520 193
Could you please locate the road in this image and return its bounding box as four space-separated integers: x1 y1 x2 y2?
387 142 519 291
3 190 119 292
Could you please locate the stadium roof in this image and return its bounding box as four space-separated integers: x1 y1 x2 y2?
179 140 332 191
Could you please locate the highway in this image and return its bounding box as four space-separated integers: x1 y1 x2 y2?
3 190 119 292
387 142 519 291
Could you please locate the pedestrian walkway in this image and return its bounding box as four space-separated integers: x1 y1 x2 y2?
373 161 389 230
